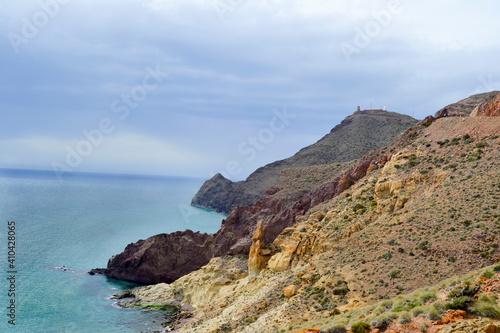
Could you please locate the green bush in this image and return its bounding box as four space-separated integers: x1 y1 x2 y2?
446 296 471 310
428 308 442 321
419 291 437 303
480 269 494 279
371 318 392 330
433 302 446 313
419 321 429 332
327 325 347 333
332 286 349 296
389 270 401 280
476 142 487 148
471 301 500 319
412 306 424 317
353 204 366 214
392 300 421 312
351 322 371 333
399 311 412 324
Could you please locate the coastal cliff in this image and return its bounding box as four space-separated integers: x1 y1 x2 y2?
115 92 500 333
103 92 500 291
192 110 418 214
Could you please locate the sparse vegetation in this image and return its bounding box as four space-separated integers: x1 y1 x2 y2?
350 322 371 333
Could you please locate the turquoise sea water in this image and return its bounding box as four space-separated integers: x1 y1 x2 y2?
0 169 226 332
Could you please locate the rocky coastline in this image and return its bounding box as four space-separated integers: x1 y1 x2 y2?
91 92 500 332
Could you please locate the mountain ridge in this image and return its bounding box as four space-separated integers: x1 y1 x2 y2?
192 109 418 214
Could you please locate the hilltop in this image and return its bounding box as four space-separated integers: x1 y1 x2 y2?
111 92 500 332
192 109 418 214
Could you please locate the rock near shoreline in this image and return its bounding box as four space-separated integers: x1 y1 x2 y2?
105 230 215 285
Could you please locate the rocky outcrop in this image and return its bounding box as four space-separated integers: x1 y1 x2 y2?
190 173 259 214
192 110 418 214
100 114 424 286
471 92 500 117
106 230 215 284
435 91 499 118
213 151 392 257
248 220 274 277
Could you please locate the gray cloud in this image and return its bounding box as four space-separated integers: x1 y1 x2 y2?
1 0 499 178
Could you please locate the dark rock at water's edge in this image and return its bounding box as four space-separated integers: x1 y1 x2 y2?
105 230 214 285
191 109 418 214
88 268 107 276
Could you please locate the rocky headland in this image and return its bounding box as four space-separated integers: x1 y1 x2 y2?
192 109 418 214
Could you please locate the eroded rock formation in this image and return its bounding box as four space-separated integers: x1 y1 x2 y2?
248 220 266 277
471 92 500 117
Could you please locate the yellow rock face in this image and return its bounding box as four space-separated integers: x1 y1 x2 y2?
248 220 266 277
268 237 300 272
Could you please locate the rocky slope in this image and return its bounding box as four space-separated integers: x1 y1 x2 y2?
435 91 499 117
101 111 415 285
113 92 500 332
192 110 418 214
471 92 500 117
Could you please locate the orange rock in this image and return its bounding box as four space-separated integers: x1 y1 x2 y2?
248 220 265 277
442 309 466 324
476 276 490 284
483 324 500 333
284 285 296 298
471 92 500 117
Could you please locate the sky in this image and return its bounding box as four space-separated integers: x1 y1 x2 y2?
0 0 499 180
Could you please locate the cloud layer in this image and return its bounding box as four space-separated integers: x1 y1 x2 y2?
1 0 499 178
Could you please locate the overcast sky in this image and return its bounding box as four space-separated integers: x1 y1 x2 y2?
0 0 499 180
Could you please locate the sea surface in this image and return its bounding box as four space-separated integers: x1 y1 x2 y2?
0 169 226 332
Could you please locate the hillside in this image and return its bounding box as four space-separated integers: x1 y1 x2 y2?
435 91 499 117
192 109 418 214
114 92 500 333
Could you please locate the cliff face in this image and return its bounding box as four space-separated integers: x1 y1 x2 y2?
212 152 391 257
471 91 500 117
192 110 418 214
106 230 214 284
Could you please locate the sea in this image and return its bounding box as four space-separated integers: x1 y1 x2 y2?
0 169 226 332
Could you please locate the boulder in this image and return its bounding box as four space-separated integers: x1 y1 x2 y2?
283 285 296 298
